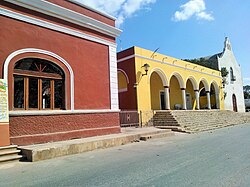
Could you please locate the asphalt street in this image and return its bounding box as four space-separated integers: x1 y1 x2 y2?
1 124 250 187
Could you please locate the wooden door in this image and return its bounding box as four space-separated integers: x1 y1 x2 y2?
232 94 238 112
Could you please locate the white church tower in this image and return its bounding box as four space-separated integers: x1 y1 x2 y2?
218 37 245 112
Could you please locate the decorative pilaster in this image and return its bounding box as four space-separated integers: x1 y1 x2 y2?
109 46 119 110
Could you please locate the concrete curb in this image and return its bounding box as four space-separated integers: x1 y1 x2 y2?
19 128 174 162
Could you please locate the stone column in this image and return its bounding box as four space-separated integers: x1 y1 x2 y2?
194 90 200 110
181 88 187 110
206 91 211 109
164 86 170 110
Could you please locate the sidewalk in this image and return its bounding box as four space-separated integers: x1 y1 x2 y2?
19 127 175 162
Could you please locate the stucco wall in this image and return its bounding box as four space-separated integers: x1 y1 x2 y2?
133 47 224 112
10 112 120 145
117 48 137 110
218 38 245 112
0 1 121 145
0 16 111 110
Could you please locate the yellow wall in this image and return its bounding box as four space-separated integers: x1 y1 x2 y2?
199 82 208 109
200 96 207 109
133 46 224 112
169 76 182 109
211 95 216 108
186 80 195 109
150 72 164 110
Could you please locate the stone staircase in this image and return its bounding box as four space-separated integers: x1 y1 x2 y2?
154 110 250 133
153 111 186 133
0 145 23 164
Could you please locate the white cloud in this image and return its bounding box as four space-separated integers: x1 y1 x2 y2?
196 11 214 21
173 0 214 22
76 0 156 27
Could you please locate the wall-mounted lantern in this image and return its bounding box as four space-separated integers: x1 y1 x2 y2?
141 63 150 76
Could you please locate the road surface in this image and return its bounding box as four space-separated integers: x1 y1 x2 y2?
1 124 250 187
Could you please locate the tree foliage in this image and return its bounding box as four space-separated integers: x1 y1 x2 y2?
183 57 219 70
221 67 229 78
244 85 250 99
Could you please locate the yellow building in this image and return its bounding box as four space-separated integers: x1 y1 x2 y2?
117 47 224 122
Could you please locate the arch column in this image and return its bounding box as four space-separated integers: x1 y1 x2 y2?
164 86 170 110
215 93 220 109
194 90 200 110
181 88 187 110
206 91 211 109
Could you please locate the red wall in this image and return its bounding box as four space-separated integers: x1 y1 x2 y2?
0 16 111 110
0 3 121 145
117 47 138 110
10 113 120 145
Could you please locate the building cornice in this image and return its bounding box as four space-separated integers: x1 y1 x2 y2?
118 54 222 79
3 0 122 38
0 8 116 47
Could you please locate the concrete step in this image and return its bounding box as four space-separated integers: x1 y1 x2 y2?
0 155 23 163
0 145 18 153
0 145 24 164
19 128 174 162
0 150 21 156
140 131 175 141
154 118 177 121
155 126 189 133
154 122 180 126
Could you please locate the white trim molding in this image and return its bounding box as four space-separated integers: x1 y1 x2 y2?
4 48 75 110
3 0 122 38
9 109 120 116
109 46 119 110
0 8 117 47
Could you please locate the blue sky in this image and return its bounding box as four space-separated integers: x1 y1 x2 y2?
80 0 250 85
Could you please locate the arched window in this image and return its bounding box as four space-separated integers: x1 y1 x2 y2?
118 70 129 93
230 67 236 82
13 58 65 110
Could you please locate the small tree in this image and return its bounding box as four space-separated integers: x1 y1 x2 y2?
244 85 250 99
221 67 229 89
221 67 229 77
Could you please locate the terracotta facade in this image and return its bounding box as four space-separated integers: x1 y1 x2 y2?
0 0 121 145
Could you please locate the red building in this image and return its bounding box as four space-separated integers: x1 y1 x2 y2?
0 0 122 145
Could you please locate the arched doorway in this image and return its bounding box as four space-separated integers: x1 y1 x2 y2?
232 94 238 112
199 81 208 109
210 82 220 109
210 84 216 109
13 58 65 110
186 78 197 110
169 75 183 110
150 72 165 110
